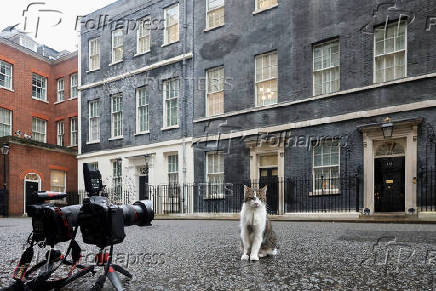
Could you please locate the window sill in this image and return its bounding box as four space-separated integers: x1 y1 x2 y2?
54 100 65 105
68 97 78 101
86 140 100 145
32 97 49 104
253 4 279 15
108 136 124 141
67 145 78 148
86 68 100 73
0 86 14 92
135 131 150 136
373 76 407 85
255 101 278 108
161 125 179 131
161 41 179 48
109 60 123 67
309 190 340 196
203 194 225 200
204 24 225 32
134 50 151 57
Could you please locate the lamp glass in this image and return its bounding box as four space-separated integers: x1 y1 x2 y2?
382 123 394 139
1 145 9 155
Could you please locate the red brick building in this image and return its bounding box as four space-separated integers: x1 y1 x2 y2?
0 28 78 216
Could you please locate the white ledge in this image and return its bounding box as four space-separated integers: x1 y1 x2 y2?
32 97 49 104
161 40 179 48
161 125 179 131
193 100 436 143
0 86 14 92
253 4 279 15
204 24 225 32
194 72 436 123
109 60 123 67
86 68 100 73
80 52 193 90
86 140 100 145
134 131 150 136
54 100 65 105
108 136 124 141
134 51 150 57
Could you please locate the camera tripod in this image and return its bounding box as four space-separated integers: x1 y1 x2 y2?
89 244 133 291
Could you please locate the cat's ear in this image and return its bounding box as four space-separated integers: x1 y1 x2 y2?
243 185 252 198
260 185 268 194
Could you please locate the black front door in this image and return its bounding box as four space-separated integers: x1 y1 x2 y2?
139 175 149 200
374 157 405 212
259 168 278 214
25 181 39 213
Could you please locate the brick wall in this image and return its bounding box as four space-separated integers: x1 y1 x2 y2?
7 141 77 215
0 42 78 147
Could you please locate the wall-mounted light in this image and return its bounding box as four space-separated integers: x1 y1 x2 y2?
381 117 394 139
1 144 10 156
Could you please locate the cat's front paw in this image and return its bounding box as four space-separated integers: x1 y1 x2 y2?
250 255 259 261
241 254 249 261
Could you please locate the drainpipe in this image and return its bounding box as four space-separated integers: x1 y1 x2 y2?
181 0 188 189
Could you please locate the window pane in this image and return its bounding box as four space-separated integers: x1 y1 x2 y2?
50 170 66 192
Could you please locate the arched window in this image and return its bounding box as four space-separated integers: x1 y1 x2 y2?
24 173 41 182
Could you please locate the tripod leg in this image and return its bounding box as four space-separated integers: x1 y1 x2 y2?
111 265 133 279
107 266 124 291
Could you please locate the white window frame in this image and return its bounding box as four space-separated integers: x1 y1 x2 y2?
313 40 340 96
137 16 151 54
111 94 123 138
112 159 123 195
70 73 78 99
164 4 180 45
136 87 149 134
206 152 225 199
88 38 100 71
373 20 407 84
70 117 78 146
57 78 65 102
50 170 66 193
32 117 47 143
163 78 179 128
206 66 225 117
255 51 278 107
32 73 47 101
57 120 64 146
167 154 179 184
112 29 124 64
312 141 340 196
0 108 12 137
0 60 13 90
88 100 100 143
206 0 225 30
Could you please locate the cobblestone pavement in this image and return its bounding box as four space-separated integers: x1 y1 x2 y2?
0 218 436 290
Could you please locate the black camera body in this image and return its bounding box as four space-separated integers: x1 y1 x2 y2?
78 196 126 249
27 192 81 246
79 164 154 249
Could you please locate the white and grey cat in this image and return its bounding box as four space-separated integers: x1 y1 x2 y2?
240 185 278 261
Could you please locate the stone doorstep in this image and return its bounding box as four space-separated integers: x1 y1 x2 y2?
154 212 436 223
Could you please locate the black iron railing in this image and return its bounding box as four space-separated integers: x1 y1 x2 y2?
418 168 436 212
284 173 360 213
67 175 362 215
